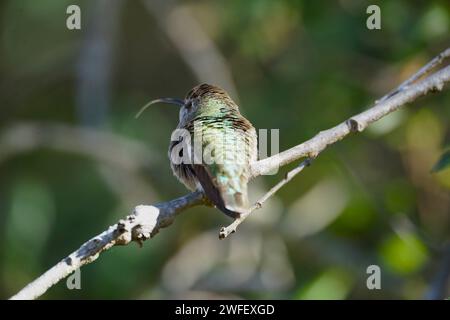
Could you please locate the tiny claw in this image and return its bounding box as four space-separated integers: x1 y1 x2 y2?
219 227 226 239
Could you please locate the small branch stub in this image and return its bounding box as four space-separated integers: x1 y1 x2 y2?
347 118 364 132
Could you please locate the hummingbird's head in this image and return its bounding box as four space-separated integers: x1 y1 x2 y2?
136 83 238 125
180 83 238 123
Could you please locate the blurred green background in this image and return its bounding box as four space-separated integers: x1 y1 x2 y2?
0 0 449 299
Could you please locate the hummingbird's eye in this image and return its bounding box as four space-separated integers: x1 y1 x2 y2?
185 101 192 109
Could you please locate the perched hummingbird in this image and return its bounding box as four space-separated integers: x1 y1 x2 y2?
139 83 257 218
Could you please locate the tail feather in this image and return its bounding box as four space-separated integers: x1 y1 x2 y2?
221 189 248 216
193 165 247 218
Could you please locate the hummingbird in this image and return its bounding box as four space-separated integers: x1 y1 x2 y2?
139 83 257 218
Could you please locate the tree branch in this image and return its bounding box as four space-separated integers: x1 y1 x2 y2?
252 62 450 177
9 191 205 300
10 49 450 299
376 48 450 104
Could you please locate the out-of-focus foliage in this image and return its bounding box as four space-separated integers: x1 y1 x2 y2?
0 0 449 299
432 150 450 173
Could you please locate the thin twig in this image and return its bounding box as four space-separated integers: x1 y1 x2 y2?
376 48 450 104
219 159 312 239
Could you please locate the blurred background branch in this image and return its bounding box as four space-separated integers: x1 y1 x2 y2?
425 244 450 299
0 122 157 170
76 0 122 127
142 0 238 98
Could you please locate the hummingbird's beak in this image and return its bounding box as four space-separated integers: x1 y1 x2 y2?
135 98 185 118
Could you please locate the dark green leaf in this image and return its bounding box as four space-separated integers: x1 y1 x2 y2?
431 150 450 173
